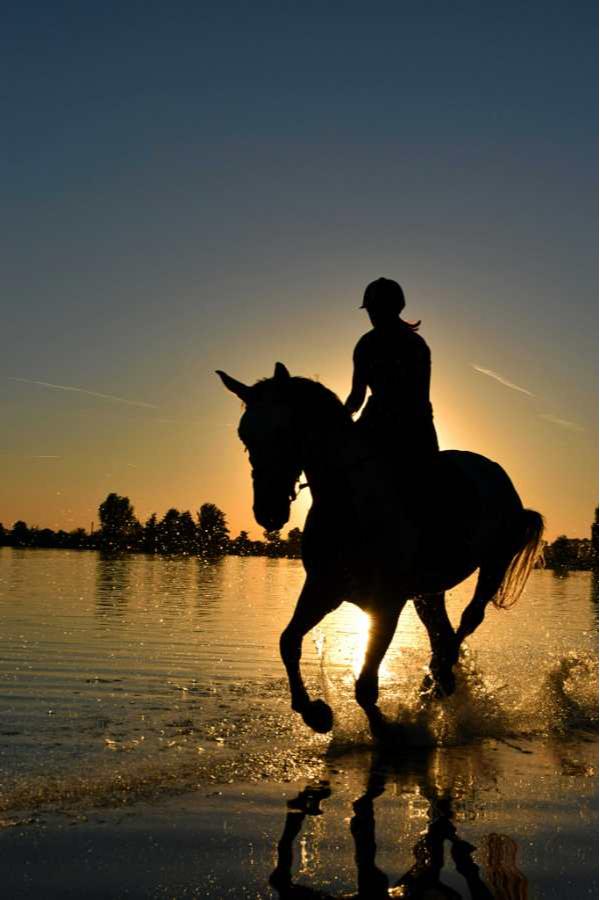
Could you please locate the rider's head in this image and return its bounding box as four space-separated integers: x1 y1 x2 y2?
361 278 420 330
361 278 405 326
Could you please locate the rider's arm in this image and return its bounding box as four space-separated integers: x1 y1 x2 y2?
344 364 367 415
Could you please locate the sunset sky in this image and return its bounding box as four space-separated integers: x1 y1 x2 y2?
1 2 597 542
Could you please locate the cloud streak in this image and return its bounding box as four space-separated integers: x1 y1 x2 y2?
8 377 158 409
539 413 585 433
471 365 534 397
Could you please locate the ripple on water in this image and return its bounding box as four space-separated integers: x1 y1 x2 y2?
0 553 596 815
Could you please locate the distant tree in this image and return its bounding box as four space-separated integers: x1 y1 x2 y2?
286 527 303 558
55 530 70 548
178 510 198 555
230 530 252 556
543 535 595 571
157 508 183 554
198 503 229 558
263 530 284 557
574 538 593 570
98 493 139 552
11 520 31 547
143 513 160 554
0 523 6 546
68 528 89 550
36 528 57 548
545 535 572 570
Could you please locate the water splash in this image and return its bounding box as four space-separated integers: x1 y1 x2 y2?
318 640 598 752
538 652 599 734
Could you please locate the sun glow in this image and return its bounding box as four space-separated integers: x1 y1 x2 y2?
318 603 394 682
348 607 371 678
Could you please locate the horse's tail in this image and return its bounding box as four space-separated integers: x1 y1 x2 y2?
493 508 545 610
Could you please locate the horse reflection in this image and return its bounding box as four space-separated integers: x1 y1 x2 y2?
269 753 528 899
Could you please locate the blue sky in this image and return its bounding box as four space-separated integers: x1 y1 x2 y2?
1 1 597 538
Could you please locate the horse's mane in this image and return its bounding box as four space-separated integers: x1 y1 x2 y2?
250 376 352 430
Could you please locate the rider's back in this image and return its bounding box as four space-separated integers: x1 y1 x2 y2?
353 319 432 416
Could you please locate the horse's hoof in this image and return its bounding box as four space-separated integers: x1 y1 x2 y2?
302 699 334 733
420 668 456 701
431 669 456 698
419 672 434 695
365 705 389 740
355 674 379 709
269 868 291 890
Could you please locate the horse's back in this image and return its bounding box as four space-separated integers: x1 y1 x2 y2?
300 446 524 581
438 450 522 511
425 450 523 554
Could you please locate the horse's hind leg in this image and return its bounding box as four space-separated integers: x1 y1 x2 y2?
413 593 459 697
280 574 341 733
456 560 510 645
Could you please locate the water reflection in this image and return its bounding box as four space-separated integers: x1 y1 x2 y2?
482 835 528 900
195 556 226 617
270 748 528 899
94 553 229 624
95 553 134 619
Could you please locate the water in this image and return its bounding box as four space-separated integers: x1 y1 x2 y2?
0 549 596 812
0 549 597 897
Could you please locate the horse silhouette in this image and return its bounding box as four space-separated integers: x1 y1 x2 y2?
218 363 544 734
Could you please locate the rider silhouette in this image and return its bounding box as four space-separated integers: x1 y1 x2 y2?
345 277 438 469
344 278 439 572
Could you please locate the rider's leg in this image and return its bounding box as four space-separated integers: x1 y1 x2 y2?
394 431 439 573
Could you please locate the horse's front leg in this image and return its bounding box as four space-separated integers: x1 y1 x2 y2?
355 603 403 719
413 593 459 697
280 576 340 733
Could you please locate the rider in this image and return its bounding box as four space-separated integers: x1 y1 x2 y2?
344 278 439 569
345 277 438 468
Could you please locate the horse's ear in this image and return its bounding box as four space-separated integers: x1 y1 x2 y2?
216 370 251 403
273 362 290 382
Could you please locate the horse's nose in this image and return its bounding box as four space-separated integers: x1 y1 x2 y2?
254 505 287 532
259 514 285 532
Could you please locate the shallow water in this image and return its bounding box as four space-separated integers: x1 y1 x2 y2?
0 550 597 808
0 549 597 897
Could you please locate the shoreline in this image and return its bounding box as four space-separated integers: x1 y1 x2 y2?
1 544 597 576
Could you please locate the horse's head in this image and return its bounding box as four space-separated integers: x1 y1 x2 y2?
217 362 303 532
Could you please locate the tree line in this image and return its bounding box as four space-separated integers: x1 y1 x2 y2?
541 536 597 573
0 493 302 559
0 494 597 571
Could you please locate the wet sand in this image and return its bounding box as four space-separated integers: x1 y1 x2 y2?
1 738 597 899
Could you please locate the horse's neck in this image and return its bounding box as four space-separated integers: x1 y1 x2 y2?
301 424 364 505
301 421 399 525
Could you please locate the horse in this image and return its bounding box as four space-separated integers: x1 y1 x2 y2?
217 363 544 735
